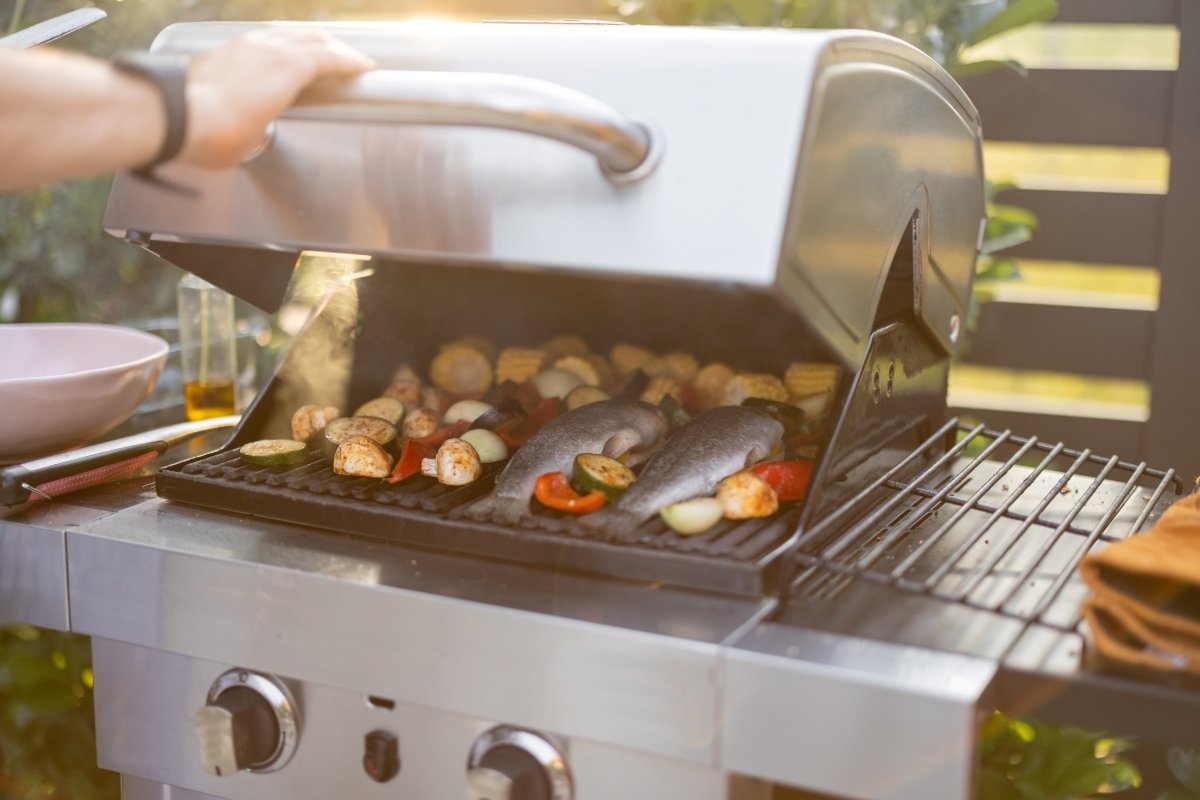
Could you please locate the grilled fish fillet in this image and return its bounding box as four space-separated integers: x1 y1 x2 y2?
578 405 784 535
464 399 668 526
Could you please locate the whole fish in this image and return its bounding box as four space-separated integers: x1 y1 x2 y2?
464 399 668 526
578 405 784 536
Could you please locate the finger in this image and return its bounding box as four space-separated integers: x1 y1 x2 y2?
309 39 376 76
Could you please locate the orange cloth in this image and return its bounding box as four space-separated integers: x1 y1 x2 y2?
1080 492 1200 677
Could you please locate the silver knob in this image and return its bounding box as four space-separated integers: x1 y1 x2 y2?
467 766 514 800
193 669 299 777
466 726 572 800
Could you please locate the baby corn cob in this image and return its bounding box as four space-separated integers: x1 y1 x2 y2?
495 347 547 385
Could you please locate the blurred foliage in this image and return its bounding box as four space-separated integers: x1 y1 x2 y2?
0 626 114 800
1159 746 1200 800
978 712 1142 800
607 0 1059 76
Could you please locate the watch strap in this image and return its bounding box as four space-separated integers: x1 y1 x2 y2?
112 51 189 179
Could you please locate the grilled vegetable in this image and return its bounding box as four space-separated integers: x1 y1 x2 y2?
494 396 561 448
716 472 779 519
564 385 610 411
749 459 814 503
402 407 441 440
658 395 693 429
430 343 494 395
783 361 840 400
324 416 398 448
388 438 434 484
470 398 526 432
460 428 509 464
442 399 493 426
413 420 471 449
333 435 394 478
721 373 789 406
383 366 423 406
644 352 699 383
614 368 651 400
424 438 482 485
532 368 584 400
291 405 340 443
609 342 655 377
660 498 724 535
354 397 406 425
572 453 635 501
495 348 548 385
240 439 308 466
694 363 734 410
553 354 612 388
540 334 590 360
639 376 682 406
534 472 606 514
741 397 805 436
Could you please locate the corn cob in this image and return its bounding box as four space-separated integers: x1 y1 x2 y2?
694 363 735 410
553 354 613 388
643 352 699 384
540 334 590 361
430 343 494 395
451 335 497 360
609 342 655 377
784 362 841 398
721 373 789 406
639 376 683 406
495 347 547 385
784 362 841 417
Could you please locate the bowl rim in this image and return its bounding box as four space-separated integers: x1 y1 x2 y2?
0 323 169 386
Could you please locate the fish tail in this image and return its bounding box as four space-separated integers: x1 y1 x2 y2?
462 494 529 526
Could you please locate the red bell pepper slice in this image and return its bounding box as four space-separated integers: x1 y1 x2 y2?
413 420 470 449
388 439 434 484
496 396 560 448
679 382 701 414
749 460 814 503
533 471 606 514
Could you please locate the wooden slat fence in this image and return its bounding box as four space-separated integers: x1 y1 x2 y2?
955 0 1200 481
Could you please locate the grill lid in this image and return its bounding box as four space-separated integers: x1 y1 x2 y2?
104 21 984 367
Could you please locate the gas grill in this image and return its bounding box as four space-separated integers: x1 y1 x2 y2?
31 18 1200 800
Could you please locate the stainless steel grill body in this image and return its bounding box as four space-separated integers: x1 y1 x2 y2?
0 16 1186 800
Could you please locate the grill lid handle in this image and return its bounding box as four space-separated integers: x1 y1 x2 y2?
280 70 659 181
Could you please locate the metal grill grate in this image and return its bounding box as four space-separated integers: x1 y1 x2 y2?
158 447 805 597
781 418 1181 637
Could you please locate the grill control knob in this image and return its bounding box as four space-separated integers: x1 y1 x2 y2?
194 669 299 777
466 726 572 800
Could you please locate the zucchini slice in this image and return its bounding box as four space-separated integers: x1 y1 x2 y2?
353 397 406 425
572 453 636 501
324 416 398 448
240 439 308 466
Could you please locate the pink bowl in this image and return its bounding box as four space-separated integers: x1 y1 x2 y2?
0 324 169 462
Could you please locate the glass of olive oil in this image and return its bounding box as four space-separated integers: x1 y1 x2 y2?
177 274 237 420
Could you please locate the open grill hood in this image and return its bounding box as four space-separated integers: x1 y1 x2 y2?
103 20 985 369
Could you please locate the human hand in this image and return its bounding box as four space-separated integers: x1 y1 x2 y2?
181 27 374 168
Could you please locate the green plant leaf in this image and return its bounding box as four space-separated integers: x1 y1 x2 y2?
966 0 1059 47
989 203 1040 228
1167 747 1200 795
951 58 1028 78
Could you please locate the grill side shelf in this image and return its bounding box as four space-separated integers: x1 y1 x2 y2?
774 419 1195 736
156 450 798 598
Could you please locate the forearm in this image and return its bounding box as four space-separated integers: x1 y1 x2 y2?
0 47 166 192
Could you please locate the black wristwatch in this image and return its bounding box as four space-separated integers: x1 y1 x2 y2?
111 51 189 180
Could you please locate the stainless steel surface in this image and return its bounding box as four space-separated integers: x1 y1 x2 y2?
198 669 299 775
69 499 742 765
93 638 735 800
466 767 513 800
288 70 656 179
104 21 984 367
467 726 573 800
0 7 106 49
121 776 222 800
722 625 996 800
